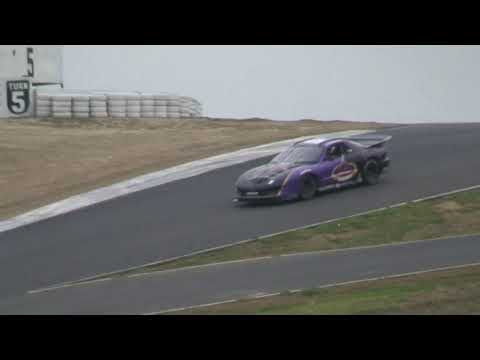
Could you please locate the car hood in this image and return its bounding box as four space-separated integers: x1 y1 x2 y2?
238 162 299 183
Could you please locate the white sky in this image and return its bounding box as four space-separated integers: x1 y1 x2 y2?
63 45 480 123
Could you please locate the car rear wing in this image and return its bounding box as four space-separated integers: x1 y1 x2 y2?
346 135 393 148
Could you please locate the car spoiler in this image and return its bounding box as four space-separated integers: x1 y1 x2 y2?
346 134 393 148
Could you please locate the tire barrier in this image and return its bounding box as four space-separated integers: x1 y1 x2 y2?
72 94 90 118
126 94 141 118
106 93 128 118
89 93 108 118
141 94 155 117
51 94 72 118
34 90 202 119
35 93 52 117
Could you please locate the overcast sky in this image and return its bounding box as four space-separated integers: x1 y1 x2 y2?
63 46 480 123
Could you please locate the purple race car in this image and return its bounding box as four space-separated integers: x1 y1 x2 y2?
234 134 392 203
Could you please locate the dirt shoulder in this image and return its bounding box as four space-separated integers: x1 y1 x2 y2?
0 117 386 220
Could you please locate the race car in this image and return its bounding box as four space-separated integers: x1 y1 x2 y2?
234 134 391 203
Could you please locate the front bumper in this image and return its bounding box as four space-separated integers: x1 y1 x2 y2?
234 186 285 202
235 194 282 202
235 190 282 202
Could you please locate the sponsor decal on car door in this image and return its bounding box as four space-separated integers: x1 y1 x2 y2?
331 143 358 183
332 160 358 182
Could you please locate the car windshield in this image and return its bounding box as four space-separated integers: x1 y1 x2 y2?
271 144 324 164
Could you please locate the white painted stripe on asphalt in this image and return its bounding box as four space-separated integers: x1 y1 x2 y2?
27 277 112 295
411 184 480 203
242 184 480 243
312 261 480 291
275 232 480 259
143 299 239 315
389 202 407 208
146 262 480 315
46 232 480 293
118 232 480 284
246 292 280 299
126 256 274 278
251 292 281 299
0 129 373 234
57 184 480 287
24 256 277 295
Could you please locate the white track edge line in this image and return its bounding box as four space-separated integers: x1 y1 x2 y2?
126 256 274 278
28 277 112 295
123 232 480 281
50 183 480 288
145 262 480 315
143 299 238 315
27 231 480 295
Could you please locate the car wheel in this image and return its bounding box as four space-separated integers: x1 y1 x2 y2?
299 175 317 200
362 159 380 185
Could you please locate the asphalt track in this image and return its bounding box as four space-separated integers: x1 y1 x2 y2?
0 234 479 314
0 123 480 300
0 129 370 234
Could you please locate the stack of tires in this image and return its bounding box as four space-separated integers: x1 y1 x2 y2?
107 93 128 118
182 96 202 117
154 94 168 118
191 98 202 117
141 93 155 118
90 94 108 118
126 93 141 118
32 90 202 119
51 94 72 118
167 96 182 118
35 93 52 118
71 94 90 118
178 97 191 118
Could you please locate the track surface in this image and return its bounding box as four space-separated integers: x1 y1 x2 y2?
1 234 479 314
0 123 480 300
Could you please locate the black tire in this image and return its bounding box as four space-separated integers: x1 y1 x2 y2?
362 159 380 185
299 175 317 200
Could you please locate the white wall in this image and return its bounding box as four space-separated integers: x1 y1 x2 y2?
0 46 63 85
63 46 480 123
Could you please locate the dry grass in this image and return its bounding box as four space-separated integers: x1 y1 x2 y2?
0 116 385 220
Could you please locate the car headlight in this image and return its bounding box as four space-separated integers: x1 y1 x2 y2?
267 179 275 185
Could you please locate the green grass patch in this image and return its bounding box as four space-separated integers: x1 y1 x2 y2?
169 264 480 314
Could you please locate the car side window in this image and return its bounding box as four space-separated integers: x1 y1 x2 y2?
326 144 343 159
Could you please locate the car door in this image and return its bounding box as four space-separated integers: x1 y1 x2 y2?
320 143 344 187
332 142 360 184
